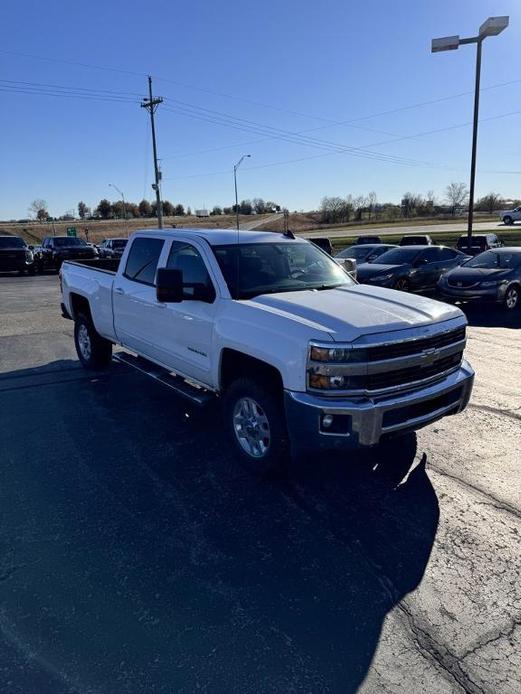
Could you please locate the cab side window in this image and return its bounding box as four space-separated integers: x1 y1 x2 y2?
167 241 215 300
124 238 164 285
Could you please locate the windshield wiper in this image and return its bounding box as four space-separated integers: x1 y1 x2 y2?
312 283 345 291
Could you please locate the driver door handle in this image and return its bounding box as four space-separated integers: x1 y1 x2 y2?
114 287 125 295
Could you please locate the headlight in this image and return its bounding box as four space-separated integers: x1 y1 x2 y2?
25 250 33 261
308 342 366 391
372 272 394 282
308 373 364 390
310 344 366 363
481 279 507 288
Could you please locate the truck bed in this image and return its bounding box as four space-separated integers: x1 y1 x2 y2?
66 258 120 273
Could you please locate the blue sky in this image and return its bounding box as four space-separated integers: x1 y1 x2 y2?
1 0 520 218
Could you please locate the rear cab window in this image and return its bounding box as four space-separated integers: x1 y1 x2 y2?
124 237 165 285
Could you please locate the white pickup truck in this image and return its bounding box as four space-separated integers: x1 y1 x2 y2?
60 228 474 473
499 206 521 225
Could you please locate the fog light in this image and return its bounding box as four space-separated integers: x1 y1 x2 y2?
322 414 334 428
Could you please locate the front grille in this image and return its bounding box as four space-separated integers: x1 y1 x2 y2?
308 322 467 395
448 278 478 288
365 326 465 361
366 351 462 391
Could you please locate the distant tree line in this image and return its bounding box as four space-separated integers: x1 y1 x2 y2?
24 189 518 224
320 184 520 224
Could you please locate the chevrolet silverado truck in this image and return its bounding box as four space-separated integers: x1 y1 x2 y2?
60 229 474 473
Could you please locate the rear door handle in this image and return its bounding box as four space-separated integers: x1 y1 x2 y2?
114 287 125 295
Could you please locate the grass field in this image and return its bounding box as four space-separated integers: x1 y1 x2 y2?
329 228 521 251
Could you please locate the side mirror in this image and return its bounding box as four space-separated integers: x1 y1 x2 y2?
336 257 357 280
156 268 183 303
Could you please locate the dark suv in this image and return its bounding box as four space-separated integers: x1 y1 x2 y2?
97 238 128 258
399 235 434 246
35 236 97 272
456 233 502 256
0 236 35 274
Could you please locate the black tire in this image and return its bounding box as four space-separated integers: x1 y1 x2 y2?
394 277 410 292
74 313 112 369
223 378 288 476
503 216 513 226
504 285 519 311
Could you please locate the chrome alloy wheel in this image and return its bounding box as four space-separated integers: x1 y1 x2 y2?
505 286 519 309
77 323 92 361
233 397 271 458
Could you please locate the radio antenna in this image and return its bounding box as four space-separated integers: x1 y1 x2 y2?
233 154 251 298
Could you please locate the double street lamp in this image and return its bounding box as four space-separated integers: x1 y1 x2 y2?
432 16 509 250
233 154 251 231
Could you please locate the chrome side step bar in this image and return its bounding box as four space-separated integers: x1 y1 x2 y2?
113 352 214 407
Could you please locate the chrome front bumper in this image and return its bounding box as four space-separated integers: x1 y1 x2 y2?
284 360 474 453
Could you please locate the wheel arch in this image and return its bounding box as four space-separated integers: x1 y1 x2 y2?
219 348 284 394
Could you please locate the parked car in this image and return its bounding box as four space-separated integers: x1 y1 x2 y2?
399 235 434 246
354 235 382 245
356 245 468 292
456 233 502 256
437 248 521 310
34 236 97 272
307 237 333 255
97 238 128 259
60 229 474 473
499 206 521 225
336 243 397 264
0 235 35 274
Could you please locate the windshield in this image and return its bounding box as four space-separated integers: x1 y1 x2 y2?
0 237 26 249
373 248 420 265
213 242 354 299
465 251 521 269
112 240 127 249
53 237 88 247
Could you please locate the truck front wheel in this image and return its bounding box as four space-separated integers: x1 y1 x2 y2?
223 378 288 475
74 313 112 369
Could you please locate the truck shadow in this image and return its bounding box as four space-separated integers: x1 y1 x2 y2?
0 360 439 693
459 303 521 329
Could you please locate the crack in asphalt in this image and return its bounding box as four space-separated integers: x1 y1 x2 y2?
397 603 485 694
278 456 475 692
459 616 521 661
428 465 521 521
468 402 521 422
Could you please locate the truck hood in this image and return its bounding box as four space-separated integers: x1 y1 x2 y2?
248 285 462 341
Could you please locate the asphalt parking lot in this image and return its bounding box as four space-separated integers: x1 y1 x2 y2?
0 273 519 694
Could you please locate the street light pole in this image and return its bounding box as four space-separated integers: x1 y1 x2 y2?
233 154 251 231
109 183 127 233
467 37 482 246
432 16 509 252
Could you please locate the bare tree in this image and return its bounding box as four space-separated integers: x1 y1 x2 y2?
367 191 377 220
28 199 49 222
445 182 468 216
475 192 503 213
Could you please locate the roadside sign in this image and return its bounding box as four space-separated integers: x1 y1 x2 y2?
66 227 77 237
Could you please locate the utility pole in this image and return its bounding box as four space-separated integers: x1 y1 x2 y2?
141 76 164 228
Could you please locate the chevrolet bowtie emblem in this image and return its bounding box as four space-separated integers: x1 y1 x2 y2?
421 347 438 366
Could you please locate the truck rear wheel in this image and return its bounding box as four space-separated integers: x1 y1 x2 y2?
223 378 288 475
74 313 112 370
